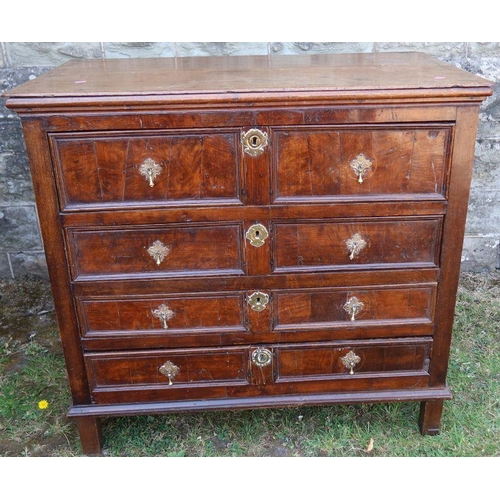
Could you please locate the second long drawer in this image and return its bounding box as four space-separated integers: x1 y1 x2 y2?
78 283 436 350
65 216 443 280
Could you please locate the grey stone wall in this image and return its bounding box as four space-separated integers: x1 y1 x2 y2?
1 42 499 279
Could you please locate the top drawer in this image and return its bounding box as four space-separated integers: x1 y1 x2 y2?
50 130 242 210
272 125 452 202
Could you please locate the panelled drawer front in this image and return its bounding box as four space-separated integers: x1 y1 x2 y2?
77 284 436 351
273 126 451 201
274 340 431 382
86 339 431 404
78 292 248 338
87 349 250 387
273 217 442 272
274 285 436 331
86 348 251 404
67 223 245 280
50 130 242 209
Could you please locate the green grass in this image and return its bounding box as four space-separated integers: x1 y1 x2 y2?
0 272 499 457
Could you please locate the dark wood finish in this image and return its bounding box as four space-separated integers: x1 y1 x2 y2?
273 126 450 201
79 293 247 335
4 53 491 454
273 217 442 272
18 120 92 405
430 106 483 388
68 387 452 419
5 53 491 106
275 339 431 380
419 400 445 435
85 339 432 404
76 417 102 456
274 284 436 328
67 223 245 279
51 130 242 209
76 284 436 351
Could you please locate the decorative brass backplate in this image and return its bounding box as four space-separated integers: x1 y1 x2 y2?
159 361 180 385
247 291 269 312
251 348 273 367
343 296 365 321
350 153 372 183
147 240 170 266
346 233 367 260
139 158 162 187
152 304 175 329
241 128 268 157
246 223 269 247
340 351 361 375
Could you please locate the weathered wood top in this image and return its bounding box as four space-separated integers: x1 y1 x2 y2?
4 52 492 113
6 52 492 96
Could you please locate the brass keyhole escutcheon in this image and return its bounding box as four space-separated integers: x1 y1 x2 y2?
246 223 269 247
251 348 273 367
242 128 268 157
247 291 269 312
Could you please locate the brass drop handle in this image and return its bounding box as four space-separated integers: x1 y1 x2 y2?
159 361 180 386
349 153 372 184
147 240 171 266
340 351 361 375
343 296 365 321
139 158 162 187
152 304 174 329
346 233 367 260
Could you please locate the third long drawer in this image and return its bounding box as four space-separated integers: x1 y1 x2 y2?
78 283 436 350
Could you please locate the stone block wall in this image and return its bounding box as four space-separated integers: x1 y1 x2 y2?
1 42 499 279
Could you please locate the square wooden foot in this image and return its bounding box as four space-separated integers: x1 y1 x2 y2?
76 416 103 455
419 400 444 435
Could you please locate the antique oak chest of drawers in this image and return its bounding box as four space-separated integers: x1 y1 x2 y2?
5 53 492 454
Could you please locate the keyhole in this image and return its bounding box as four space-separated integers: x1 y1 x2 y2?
255 230 260 237
250 135 261 148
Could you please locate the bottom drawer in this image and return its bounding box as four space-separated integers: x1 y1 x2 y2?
86 338 432 404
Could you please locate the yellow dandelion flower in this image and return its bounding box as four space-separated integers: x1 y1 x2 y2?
38 400 49 410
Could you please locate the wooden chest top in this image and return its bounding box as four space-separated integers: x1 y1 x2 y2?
5 52 491 106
